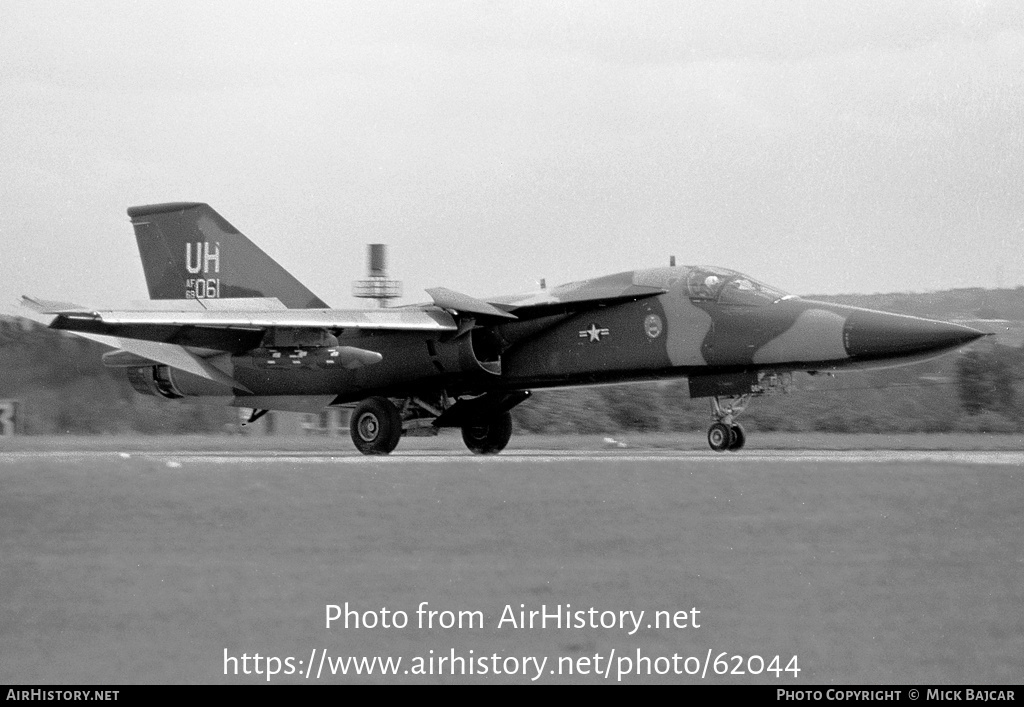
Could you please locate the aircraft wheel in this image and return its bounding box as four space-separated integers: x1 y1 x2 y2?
727 423 746 452
350 397 402 455
462 411 513 455
707 422 733 453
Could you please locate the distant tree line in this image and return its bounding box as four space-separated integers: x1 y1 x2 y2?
0 318 235 434
955 346 1024 433
512 342 1023 435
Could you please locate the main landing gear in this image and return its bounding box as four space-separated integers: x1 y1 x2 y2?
707 395 749 452
461 412 513 455
350 396 402 455
348 393 522 456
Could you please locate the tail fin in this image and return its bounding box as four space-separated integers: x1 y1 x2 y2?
127 202 328 309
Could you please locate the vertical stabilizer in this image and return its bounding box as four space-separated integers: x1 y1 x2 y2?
127 202 328 309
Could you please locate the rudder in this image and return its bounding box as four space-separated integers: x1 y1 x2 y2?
128 202 328 309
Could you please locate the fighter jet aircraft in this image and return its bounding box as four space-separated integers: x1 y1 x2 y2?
22 202 987 454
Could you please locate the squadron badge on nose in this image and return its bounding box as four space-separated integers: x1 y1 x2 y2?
644 314 663 339
579 324 610 342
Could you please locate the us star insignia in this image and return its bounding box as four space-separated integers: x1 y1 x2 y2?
579 324 610 342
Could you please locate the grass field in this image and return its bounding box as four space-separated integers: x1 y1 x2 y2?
1 437 1022 684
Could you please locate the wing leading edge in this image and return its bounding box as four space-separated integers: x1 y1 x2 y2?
20 296 455 385
28 301 458 352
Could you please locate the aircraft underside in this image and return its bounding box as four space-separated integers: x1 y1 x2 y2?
123 353 811 455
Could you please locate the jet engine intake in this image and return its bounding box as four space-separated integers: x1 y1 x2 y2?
420 325 503 378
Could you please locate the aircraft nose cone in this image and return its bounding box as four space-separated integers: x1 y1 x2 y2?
843 311 988 360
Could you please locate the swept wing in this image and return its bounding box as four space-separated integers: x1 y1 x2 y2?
28 299 456 352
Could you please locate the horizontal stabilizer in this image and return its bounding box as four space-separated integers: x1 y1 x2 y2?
426 287 517 320
20 295 86 314
64 332 247 392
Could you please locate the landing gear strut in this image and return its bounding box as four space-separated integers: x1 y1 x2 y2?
707 395 749 452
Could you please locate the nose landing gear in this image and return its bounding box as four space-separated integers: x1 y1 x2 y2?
707 395 749 452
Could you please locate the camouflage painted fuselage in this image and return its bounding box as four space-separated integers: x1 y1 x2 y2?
496 267 980 390
161 264 983 408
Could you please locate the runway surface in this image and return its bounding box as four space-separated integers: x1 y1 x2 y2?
3 441 1022 684
3 448 1023 465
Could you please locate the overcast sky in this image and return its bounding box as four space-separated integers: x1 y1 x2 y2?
2 0 1022 311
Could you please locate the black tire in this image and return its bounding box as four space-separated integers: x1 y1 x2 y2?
350 397 402 455
707 422 733 452
727 423 746 451
462 411 513 455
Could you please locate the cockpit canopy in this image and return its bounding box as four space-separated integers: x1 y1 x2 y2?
684 267 793 306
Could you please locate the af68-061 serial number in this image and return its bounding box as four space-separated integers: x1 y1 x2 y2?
185 278 220 298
